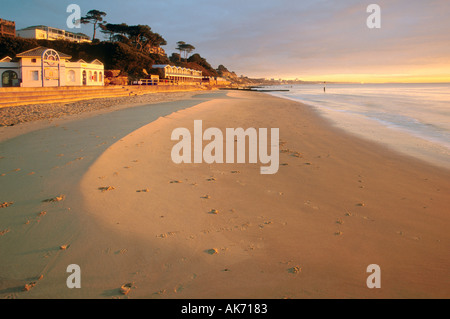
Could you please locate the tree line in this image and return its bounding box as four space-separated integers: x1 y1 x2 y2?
80 10 167 54
0 9 230 80
77 9 223 77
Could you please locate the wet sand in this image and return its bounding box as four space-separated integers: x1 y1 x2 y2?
0 90 449 299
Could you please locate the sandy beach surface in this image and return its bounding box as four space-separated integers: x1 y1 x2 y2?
0 90 449 299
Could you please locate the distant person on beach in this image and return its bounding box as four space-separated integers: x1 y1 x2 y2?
323 82 326 93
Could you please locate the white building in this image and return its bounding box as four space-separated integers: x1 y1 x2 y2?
152 64 202 83
0 47 104 88
17 25 91 43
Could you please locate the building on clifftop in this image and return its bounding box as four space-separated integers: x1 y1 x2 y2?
0 18 16 37
17 25 91 43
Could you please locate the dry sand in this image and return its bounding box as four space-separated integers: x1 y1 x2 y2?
0 90 449 299
0 90 207 142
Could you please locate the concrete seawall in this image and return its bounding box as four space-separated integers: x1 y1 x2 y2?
0 84 218 108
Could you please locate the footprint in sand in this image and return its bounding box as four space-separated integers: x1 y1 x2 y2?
115 248 128 254
157 231 178 239
205 248 219 255
120 283 134 295
0 202 14 208
35 211 47 220
23 282 37 292
259 221 273 229
42 195 65 202
173 284 184 294
304 200 319 210
154 289 166 296
288 266 302 274
99 186 115 192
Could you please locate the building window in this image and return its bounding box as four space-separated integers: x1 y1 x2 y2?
31 58 37 63
67 70 75 83
89 71 92 81
2 70 18 87
31 70 39 81
93 71 98 82
99 72 103 82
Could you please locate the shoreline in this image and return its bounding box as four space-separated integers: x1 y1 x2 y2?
0 90 449 298
266 87 450 172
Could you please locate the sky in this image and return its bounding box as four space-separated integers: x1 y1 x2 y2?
2 0 450 83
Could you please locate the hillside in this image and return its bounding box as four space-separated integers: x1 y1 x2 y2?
0 36 235 82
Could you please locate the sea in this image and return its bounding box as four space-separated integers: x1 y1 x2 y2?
265 83 450 170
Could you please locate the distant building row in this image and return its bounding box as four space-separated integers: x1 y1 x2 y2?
152 64 203 83
0 18 15 37
17 25 91 43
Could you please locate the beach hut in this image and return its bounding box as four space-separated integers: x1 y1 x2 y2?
152 64 202 83
0 47 104 87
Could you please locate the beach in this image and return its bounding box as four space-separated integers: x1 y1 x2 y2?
0 90 207 142
1 90 449 299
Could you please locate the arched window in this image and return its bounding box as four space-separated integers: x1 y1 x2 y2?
93 71 98 82
88 71 92 81
99 72 103 82
2 70 18 87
